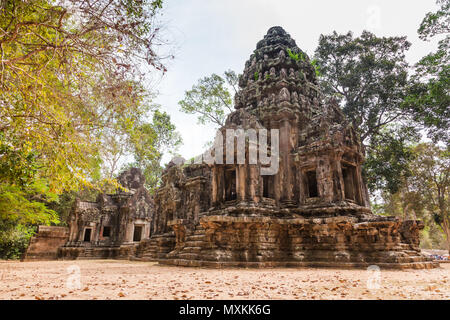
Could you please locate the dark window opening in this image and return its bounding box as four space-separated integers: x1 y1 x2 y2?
342 165 356 201
133 225 143 242
83 228 92 242
225 168 237 201
102 226 111 237
262 175 272 198
306 170 318 198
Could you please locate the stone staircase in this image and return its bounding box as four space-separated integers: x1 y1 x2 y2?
134 233 176 261
74 247 95 260
173 227 207 261
136 238 158 261
393 243 435 264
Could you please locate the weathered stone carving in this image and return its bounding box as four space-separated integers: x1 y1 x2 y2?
291 91 299 105
280 68 287 80
270 67 276 78
278 87 290 102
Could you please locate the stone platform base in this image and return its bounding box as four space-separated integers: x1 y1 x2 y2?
58 245 137 260
158 258 439 270
142 215 440 270
23 226 69 261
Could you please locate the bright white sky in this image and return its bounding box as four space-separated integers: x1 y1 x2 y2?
154 0 441 164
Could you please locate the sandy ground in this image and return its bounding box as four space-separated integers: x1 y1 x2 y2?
0 260 449 300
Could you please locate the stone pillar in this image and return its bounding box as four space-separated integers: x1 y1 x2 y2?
217 166 224 204
279 118 294 203
125 222 133 243
316 156 333 203
248 164 258 202
237 164 246 201
211 166 218 206
93 223 99 243
333 154 345 202
295 163 302 204
355 165 364 205
297 162 306 205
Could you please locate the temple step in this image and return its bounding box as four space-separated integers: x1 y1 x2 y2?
179 246 203 254
194 229 206 235
186 234 205 241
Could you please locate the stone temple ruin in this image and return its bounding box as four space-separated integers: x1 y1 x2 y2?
25 168 154 260
25 26 437 269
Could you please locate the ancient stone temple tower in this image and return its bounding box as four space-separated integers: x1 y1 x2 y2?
133 26 437 269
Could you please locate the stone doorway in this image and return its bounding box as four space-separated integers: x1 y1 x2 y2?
224 168 237 201
133 225 143 242
342 164 358 202
262 175 273 198
83 228 92 242
306 170 318 198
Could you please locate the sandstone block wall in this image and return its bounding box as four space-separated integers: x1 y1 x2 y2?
23 226 69 261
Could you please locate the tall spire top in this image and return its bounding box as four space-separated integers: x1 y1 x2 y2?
234 26 319 118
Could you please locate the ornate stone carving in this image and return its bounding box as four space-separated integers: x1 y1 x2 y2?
291 91 298 104
270 67 276 78
280 68 287 80
278 87 290 102
289 68 295 79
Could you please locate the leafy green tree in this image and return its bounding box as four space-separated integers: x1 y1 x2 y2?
314 31 411 143
178 70 238 127
0 134 59 226
314 31 416 194
403 0 450 145
125 109 182 192
364 125 419 193
0 0 170 257
0 0 167 192
0 223 36 260
380 143 449 252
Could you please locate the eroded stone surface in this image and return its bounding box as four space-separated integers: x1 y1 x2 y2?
23 226 69 261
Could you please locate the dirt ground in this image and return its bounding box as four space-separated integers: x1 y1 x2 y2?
0 260 448 300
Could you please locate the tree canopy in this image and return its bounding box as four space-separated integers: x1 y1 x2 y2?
403 0 450 145
379 143 449 252
178 70 238 127
314 31 416 194
1 0 169 193
314 31 412 145
0 0 177 254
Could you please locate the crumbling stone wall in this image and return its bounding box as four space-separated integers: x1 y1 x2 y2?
23 226 69 261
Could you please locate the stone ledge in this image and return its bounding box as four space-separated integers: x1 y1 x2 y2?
158 259 440 270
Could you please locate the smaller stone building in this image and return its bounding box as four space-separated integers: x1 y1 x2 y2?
59 168 154 259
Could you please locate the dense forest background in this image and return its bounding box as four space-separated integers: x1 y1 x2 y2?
0 0 448 258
